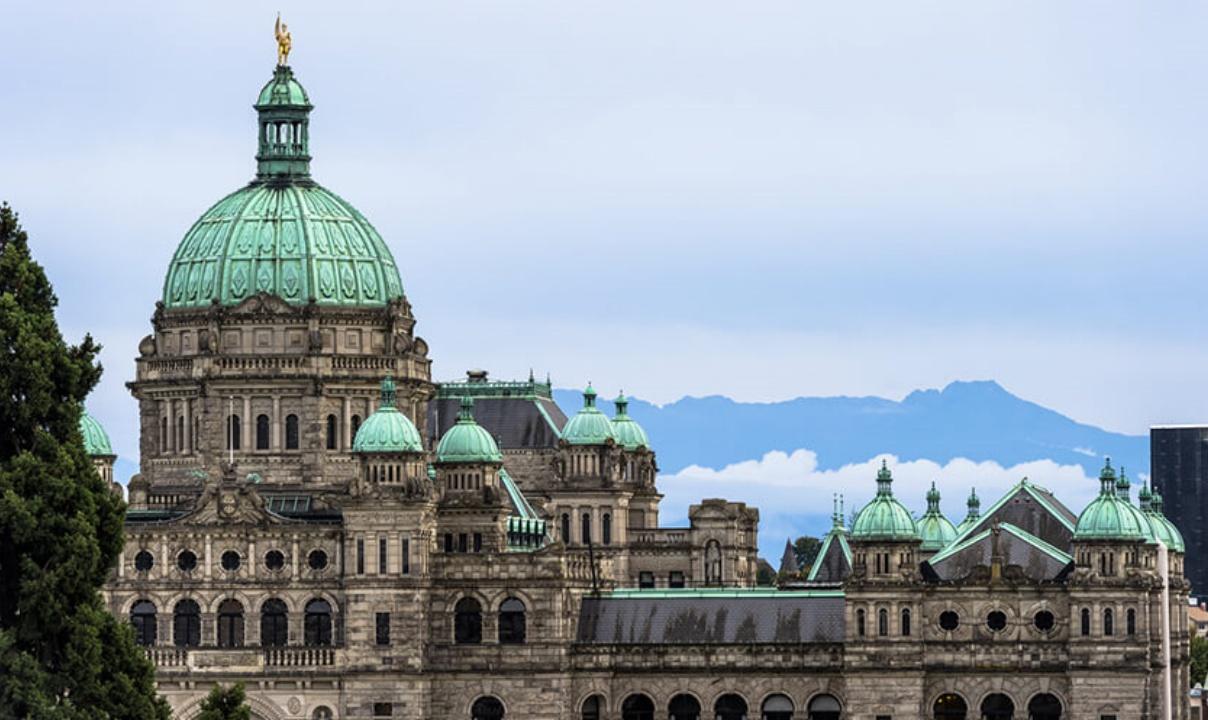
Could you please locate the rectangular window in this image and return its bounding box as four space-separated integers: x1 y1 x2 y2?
402 538 410 574
639 571 655 588
458 533 468 553
356 538 365 575
473 533 483 553
375 612 390 646
373 703 393 719
444 533 453 553
1100 716 1118 720
379 537 388 574
875 716 892 720
669 571 685 588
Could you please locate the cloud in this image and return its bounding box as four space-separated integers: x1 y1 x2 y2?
657 450 1099 560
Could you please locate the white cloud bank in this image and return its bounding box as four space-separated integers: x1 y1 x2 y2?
657 450 1100 560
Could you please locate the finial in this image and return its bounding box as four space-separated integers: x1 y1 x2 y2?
875 459 893 495
457 395 475 422
528 367 535 383
926 480 941 510
275 14 293 66
583 383 597 408
379 376 396 408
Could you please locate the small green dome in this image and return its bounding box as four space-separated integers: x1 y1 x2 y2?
560 385 615 446
353 378 423 454
955 487 981 535
610 392 650 450
436 397 503 464
162 65 404 310
851 461 919 541
79 410 114 457
917 481 957 551
1144 485 1185 553
1073 460 1150 542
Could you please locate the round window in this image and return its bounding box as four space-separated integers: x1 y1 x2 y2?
134 550 154 572
939 610 960 631
177 550 197 572
265 550 285 571
987 610 1008 632
308 549 329 570
1034 610 1055 632
221 550 241 572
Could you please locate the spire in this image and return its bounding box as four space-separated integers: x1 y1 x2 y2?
778 539 798 576
1098 457 1117 495
457 395 476 423
1116 466 1132 501
875 459 894 497
1139 479 1153 511
926 481 942 513
966 487 981 520
378 377 397 409
254 62 313 181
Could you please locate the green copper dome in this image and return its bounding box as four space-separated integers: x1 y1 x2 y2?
353 378 423 454
1073 460 1150 542
560 385 615 446
610 392 650 450
1142 483 1185 553
917 481 957 551
79 410 114 457
955 487 981 535
436 397 503 464
851 461 919 541
161 65 404 309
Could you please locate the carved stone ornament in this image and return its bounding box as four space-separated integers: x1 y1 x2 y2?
138 334 157 357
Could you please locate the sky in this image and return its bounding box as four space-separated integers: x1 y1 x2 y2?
4 2 1208 484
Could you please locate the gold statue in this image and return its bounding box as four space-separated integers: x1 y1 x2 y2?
275 14 292 66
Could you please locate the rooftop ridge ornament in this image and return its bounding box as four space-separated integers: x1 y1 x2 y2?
275 14 292 66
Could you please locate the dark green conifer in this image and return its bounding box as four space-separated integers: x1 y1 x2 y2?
197 684 252 720
0 203 169 719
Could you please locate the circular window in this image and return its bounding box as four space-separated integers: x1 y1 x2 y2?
1034 609 1055 632
177 550 197 572
221 550 241 572
265 550 285 571
134 550 154 572
308 549 329 570
939 610 960 631
987 610 1008 632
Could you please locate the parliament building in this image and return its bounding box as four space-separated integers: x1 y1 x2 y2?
87 56 1193 720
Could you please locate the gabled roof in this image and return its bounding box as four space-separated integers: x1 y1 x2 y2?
429 378 566 450
806 531 852 584
500 468 547 551
945 478 1075 553
925 521 1073 582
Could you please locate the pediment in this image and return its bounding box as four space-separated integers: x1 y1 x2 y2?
174 482 291 527
228 292 298 317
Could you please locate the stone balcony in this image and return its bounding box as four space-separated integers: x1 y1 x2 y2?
144 645 338 673
629 528 691 546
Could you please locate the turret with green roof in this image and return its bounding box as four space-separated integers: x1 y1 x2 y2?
560 384 615 445
610 392 650 450
955 487 980 535
79 410 114 458
352 378 423 454
851 461 919 541
1072 459 1149 542
436 397 503 464
1141 481 1186 553
916 481 957 554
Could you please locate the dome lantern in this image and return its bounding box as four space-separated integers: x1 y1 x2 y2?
352 377 423 454
255 64 313 180
955 487 981 535
917 481 957 552
559 383 616 446
436 397 504 464
851 460 919 542
1072 459 1150 542
610 391 650 451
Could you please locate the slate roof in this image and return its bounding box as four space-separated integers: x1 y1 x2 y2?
924 522 1074 582
806 532 852 584
947 479 1076 552
428 395 566 450
576 590 845 645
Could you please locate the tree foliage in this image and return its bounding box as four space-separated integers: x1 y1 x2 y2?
1192 634 1208 687
793 535 823 574
0 204 169 719
197 683 252 720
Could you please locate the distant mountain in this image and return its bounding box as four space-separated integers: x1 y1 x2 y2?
554 380 1147 478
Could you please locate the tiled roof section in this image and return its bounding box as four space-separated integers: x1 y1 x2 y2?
948 480 1075 552
428 395 566 450
576 592 845 645
261 494 343 522
925 522 1074 582
807 533 852 584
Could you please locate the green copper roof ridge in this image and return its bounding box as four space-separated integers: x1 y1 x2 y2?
533 398 564 439
998 522 1075 564
499 467 538 520
945 478 1073 550
805 533 835 583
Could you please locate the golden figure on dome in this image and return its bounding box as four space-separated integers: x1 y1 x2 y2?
274 14 292 66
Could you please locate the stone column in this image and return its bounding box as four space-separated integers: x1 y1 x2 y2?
204 534 212 580
272 396 281 450
343 395 351 450
182 397 192 455
242 396 251 452
592 506 601 545
166 398 176 453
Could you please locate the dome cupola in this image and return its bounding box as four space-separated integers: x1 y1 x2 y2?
610 392 650 450
79 410 114 458
1072 459 1149 542
851 461 919 541
436 397 503 464
955 487 981 534
560 384 615 446
916 481 957 552
352 378 423 454
1143 482 1186 553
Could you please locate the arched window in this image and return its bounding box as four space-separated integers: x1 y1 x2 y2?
285 414 299 449
176 416 184 451
1103 608 1114 636
470 696 505 720
602 513 612 545
856 608 866 637
173 599 200 647
217 599 244 647
227 414 241 450
761 693 794 720
932 693 967 720
621 694 654 720
901 607 912 636
714 694 747 720
1127 608 1137 636
1080 608 1091 636
807 694 842 720
581 695 604 720
1027 693 1062 720
498 598 526 644
256 414 270 450
130 600 157 646
260 599 288 646
581 513 592 544
351 414 362 440
668 694 701 720
455 597 482 644
304 599 332 646
705 539 723 586
980 693 1014 720
561 513 571 544
326 414 338 450
878 608 889 636
312 708 334 720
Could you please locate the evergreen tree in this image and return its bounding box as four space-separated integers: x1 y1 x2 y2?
0 203 169 719
1192 634 1208 687
197 684 251 720
792 535 823 575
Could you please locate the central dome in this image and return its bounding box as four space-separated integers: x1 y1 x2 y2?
161 66 404 309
